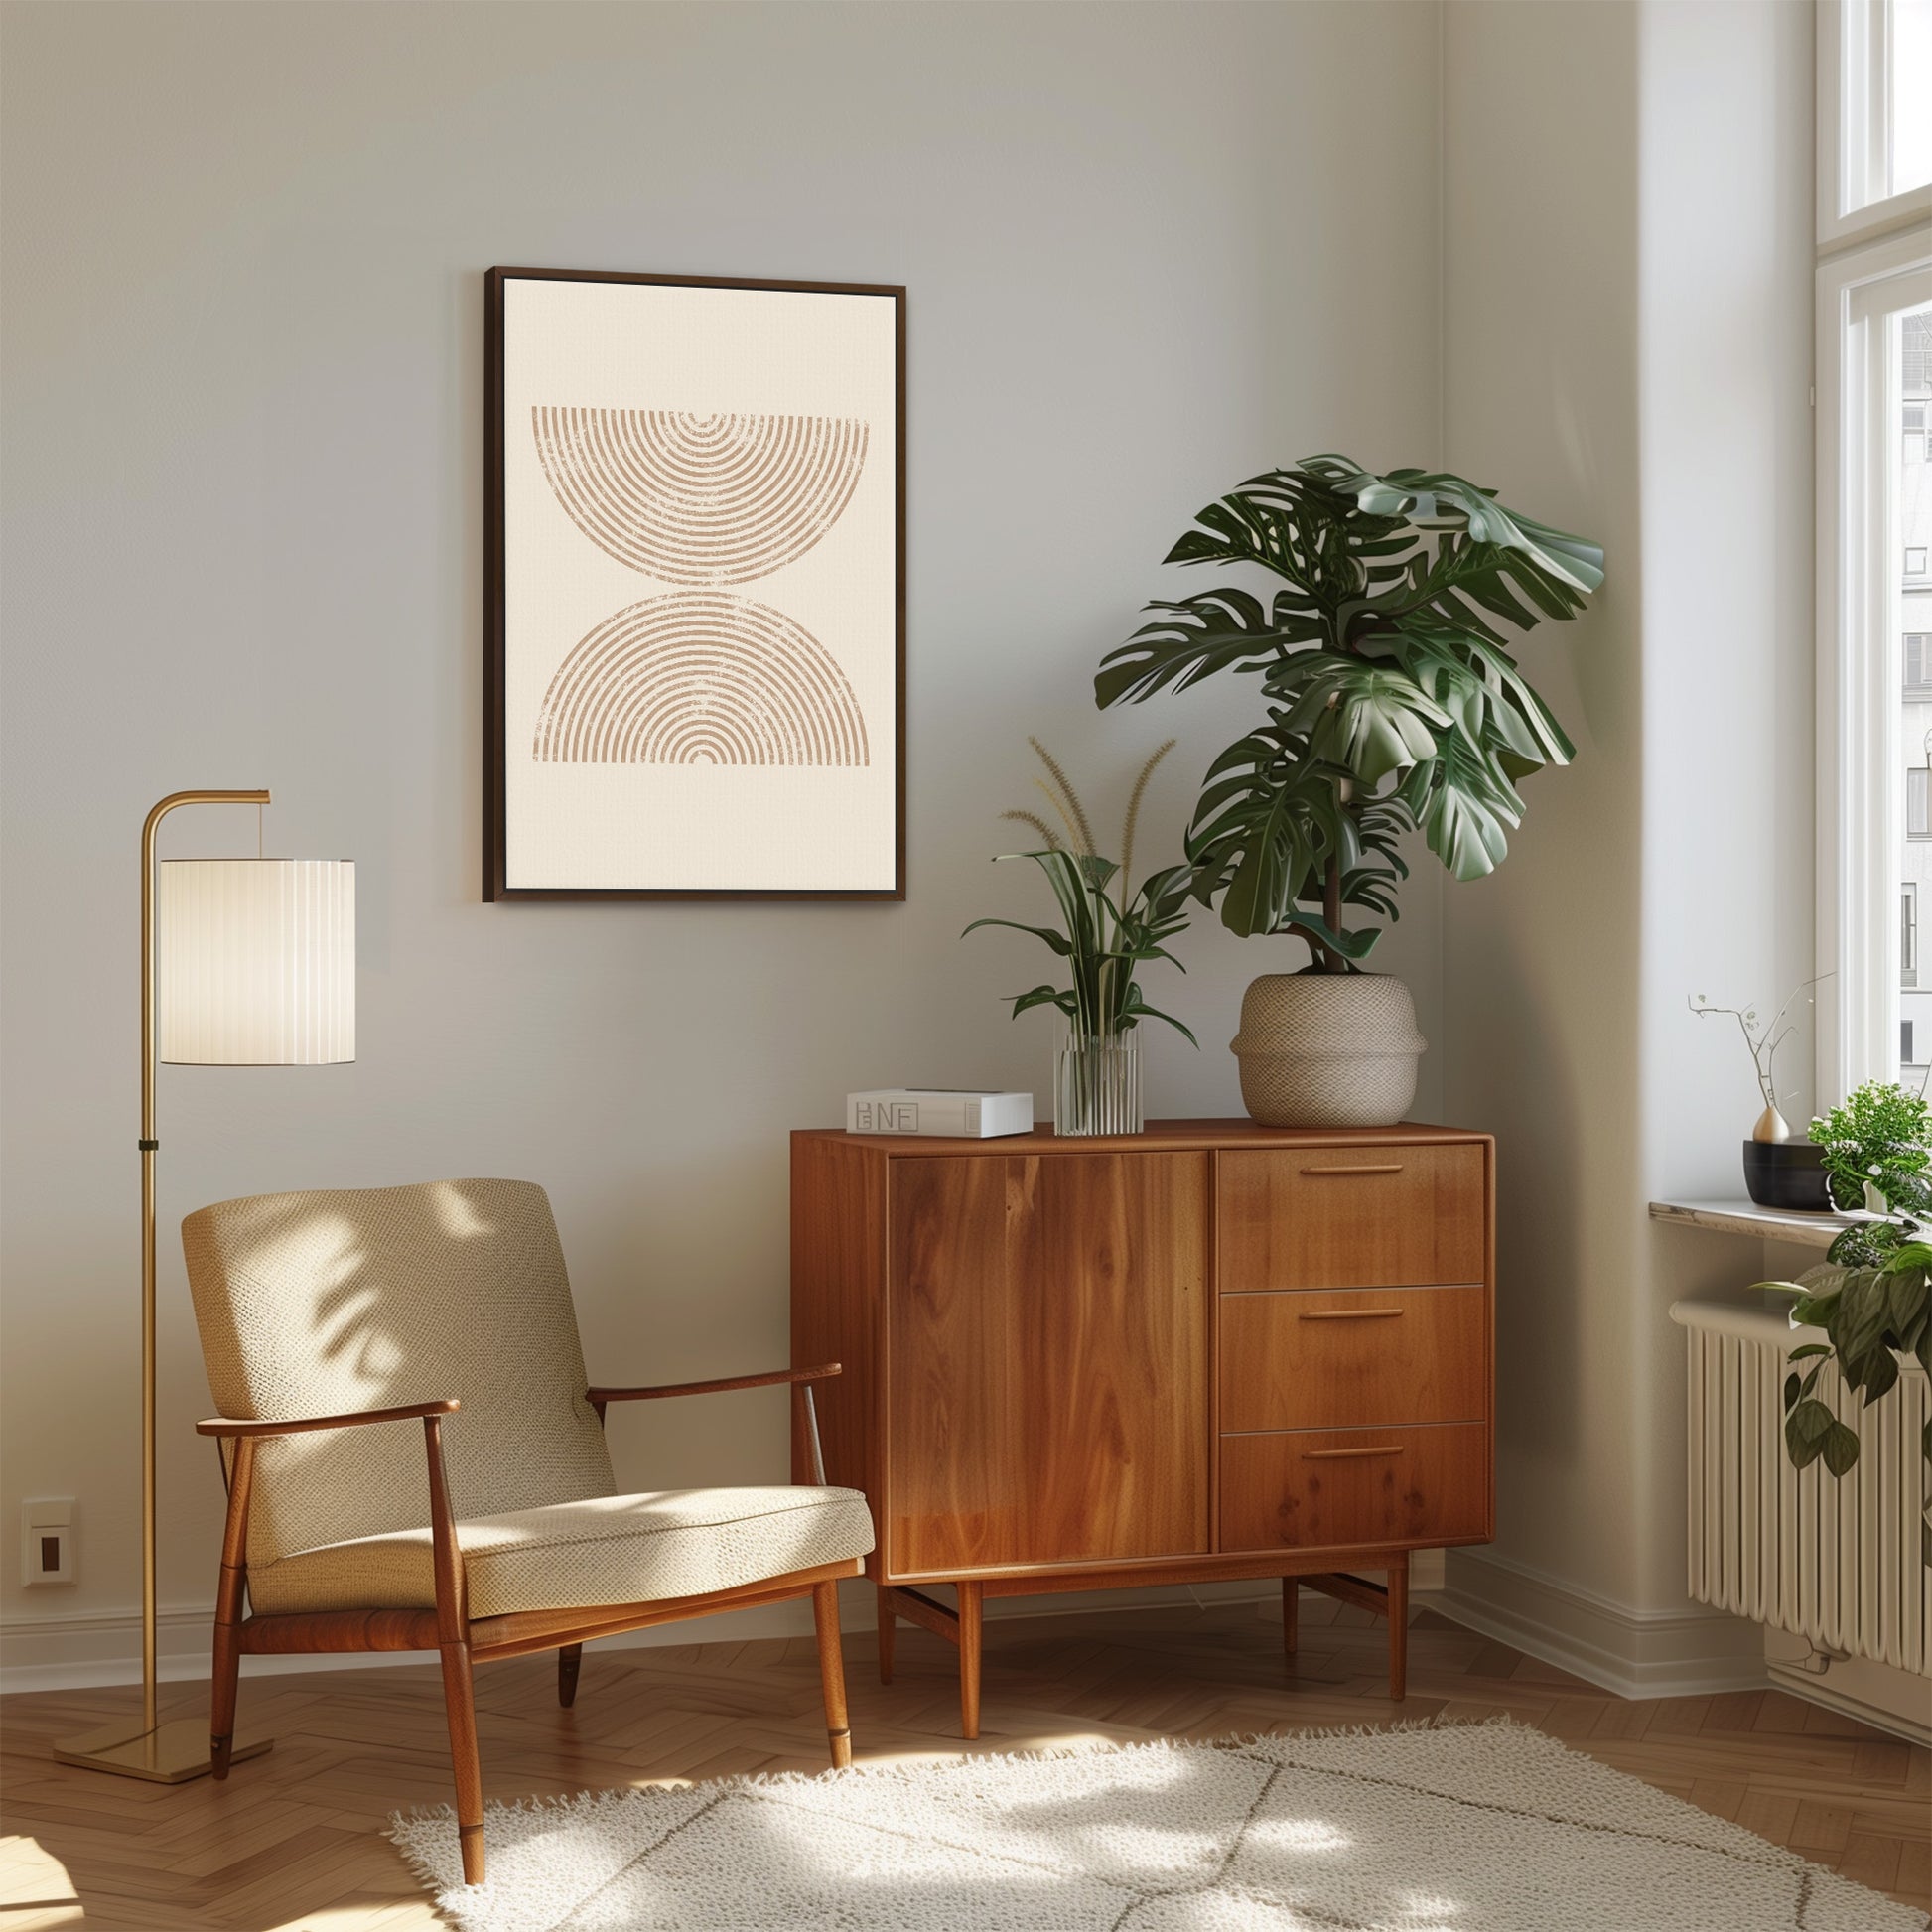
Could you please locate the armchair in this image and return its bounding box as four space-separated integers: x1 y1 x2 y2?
183 1178 873 1885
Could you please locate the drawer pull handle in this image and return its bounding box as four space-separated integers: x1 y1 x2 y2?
1302 1445 1405 1459
1299 1164 1405 1176
1299 1308 1405 1320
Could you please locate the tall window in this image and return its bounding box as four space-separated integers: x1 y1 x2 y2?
1818 3 1932 1096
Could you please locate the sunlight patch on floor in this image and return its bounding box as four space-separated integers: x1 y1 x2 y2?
0 1836 80 1929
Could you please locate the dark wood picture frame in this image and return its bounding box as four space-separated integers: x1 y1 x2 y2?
483 266 906 902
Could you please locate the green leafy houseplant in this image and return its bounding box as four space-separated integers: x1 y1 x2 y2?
1094 455 1605 967
963 739 1197 1046
1757 1081 1932 1564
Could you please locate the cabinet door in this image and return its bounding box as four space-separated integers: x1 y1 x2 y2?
887 1152 1209 1576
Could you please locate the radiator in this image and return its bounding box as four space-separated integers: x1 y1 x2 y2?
1670 1294 1928 1676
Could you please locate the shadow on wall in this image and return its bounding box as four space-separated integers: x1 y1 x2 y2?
184 1179 618 1572
1449 946 1587 1494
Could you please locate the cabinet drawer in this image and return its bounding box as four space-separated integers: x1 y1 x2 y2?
1218 1144 1485 1290
1220 1423 1489 1552
1220 1286 1487 1431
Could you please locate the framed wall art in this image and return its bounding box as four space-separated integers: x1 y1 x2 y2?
483 267 904 900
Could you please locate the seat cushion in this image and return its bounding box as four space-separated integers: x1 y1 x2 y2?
246 1485 875 1619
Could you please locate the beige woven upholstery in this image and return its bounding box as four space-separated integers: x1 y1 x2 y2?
246 1485 875 1618
182 1178 872 1618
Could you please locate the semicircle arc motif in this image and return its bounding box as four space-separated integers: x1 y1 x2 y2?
531 408 869 586
534 593 870 767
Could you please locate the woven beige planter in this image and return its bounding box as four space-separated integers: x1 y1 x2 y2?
1231 972 1427 1128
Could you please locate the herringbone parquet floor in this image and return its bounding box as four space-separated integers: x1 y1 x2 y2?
1 1594 1925 1930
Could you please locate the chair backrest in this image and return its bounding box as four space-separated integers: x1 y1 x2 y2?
182 1178 615 1572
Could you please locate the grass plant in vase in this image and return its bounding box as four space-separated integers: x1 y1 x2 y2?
965 739 1195 1135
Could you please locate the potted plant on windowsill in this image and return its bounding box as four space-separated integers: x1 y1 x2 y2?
1756 1080 1932 1565
1096 455 1604 1126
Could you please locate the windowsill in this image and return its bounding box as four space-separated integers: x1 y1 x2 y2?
1648 1197 1855 1249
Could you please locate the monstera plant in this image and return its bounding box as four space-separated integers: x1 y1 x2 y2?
1096 455 1604 965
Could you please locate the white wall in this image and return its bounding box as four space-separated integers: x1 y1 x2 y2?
0 0 1448 1675
1440 0 1816 1689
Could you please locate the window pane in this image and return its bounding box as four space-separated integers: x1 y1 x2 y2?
1893 1 1932 195
1903 307 1932 1074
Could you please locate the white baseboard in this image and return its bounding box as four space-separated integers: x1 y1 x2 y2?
1763 1631 1932 1746
1436 1549 1769 1699
1 1576 1311 1694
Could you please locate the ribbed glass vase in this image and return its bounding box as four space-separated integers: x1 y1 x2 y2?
1053 1029 1144 1136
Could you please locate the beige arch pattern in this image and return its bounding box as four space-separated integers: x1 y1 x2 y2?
531 408 869 585
533 593 870 767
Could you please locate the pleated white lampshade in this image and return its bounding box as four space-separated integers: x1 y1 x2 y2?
158 860 355 1065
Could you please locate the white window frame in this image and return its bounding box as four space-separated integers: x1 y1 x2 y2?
1818 1 1932 247
1816 234 1932 1098
1815 2 1932 1101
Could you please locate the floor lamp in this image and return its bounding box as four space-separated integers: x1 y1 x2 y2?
56 790 354 1783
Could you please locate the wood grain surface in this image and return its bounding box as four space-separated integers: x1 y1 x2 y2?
886 1152 1209 1574
1220 1422 1491 1553
1218 1143 1486 1290
1220 1286 1488 1431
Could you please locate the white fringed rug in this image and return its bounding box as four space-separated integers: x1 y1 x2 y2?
390 1719 1924 1932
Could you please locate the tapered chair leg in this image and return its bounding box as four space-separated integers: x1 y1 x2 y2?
209 1615 242 1778
557 1643 583 1708
439 1639 486 1884
812 1580 853 1769
876 1582 896 1684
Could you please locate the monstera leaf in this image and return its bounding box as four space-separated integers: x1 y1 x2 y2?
1399 732 1524 881
1095 587 1321 708
1306 456 1606 597
1186 718 1406 946
1097 455 1599 967
1274 659 1449 786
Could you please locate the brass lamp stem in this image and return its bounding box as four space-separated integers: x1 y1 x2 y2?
56 791 271 1782
138 791 269 1735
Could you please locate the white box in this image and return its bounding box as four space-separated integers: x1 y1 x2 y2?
846 1089 1035 1138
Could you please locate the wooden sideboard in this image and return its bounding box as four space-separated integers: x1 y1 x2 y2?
790 1118 1494 1736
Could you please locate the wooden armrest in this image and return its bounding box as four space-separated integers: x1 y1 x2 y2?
587 1363 841 1405
196 1398 460 1439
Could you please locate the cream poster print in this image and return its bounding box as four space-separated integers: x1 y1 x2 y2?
485 269 903 899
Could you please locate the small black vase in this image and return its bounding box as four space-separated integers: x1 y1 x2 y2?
1740 1139 1831 1211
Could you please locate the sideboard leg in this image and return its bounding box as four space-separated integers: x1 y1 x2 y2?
1282 1577 1300 1660
1387 1553 1409 1702
957 1580 983 1740
876 1581 896 1684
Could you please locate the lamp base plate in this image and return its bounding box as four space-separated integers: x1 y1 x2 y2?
53 1717 272 1783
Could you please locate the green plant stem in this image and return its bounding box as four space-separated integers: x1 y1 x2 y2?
1321 858 1343 973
